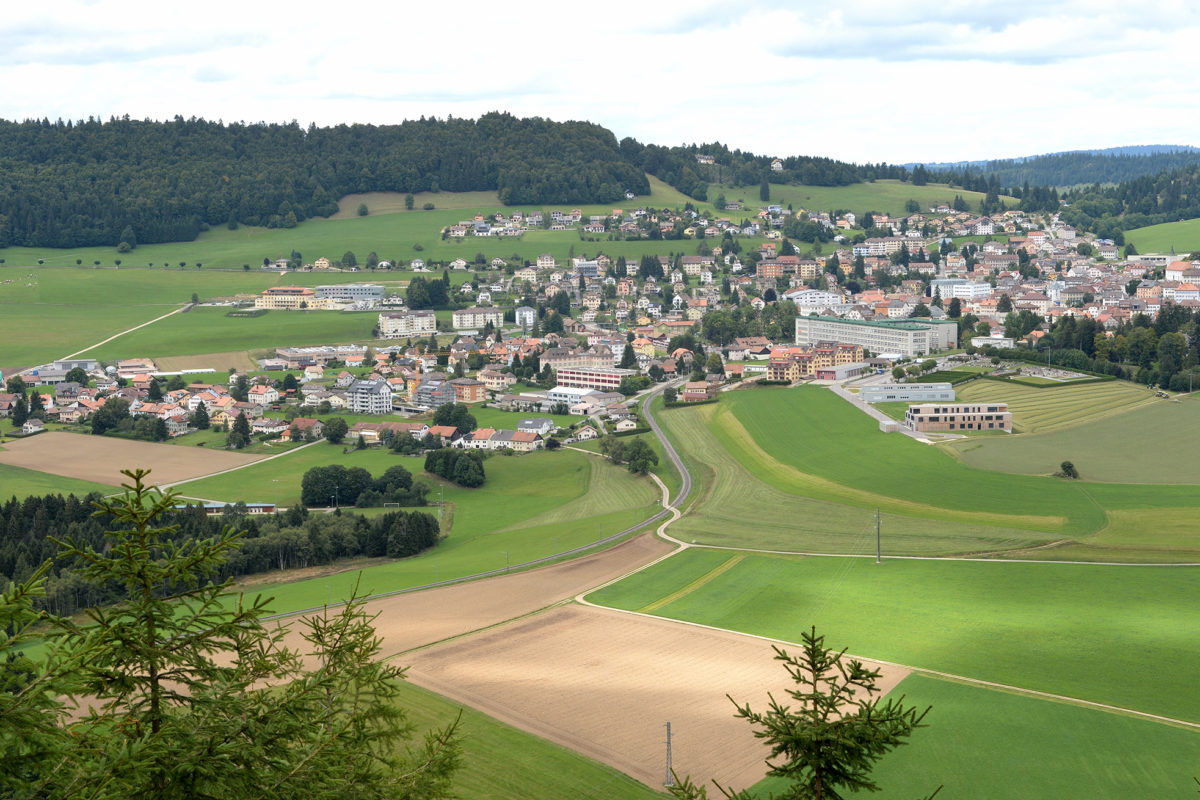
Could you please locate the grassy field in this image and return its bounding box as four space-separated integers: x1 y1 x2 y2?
1125 217 1200 254
76 306 380 361
652 386 1200 561
0 462 117 500
748 674 1200 800
946 393 1200 482
954 377 1157 433
706 180 1017 219
179 444 661 612
588 549 1200 723
392 680 663 800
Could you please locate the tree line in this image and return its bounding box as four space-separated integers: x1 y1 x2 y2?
0 489 438 616
0 112 648 249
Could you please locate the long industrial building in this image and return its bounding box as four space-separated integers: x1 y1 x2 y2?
794 316 957 358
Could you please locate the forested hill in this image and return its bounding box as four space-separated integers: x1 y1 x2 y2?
0 113 650 248
927 148 1200 188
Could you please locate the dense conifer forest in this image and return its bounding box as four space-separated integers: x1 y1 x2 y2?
0 492 439 615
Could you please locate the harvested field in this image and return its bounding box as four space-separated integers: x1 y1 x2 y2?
0 431 265 487
156 350 258 373
405 605 909 792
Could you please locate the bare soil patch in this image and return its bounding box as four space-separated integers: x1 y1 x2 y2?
156 350 257 373
0 431 265 486
405 605 909 792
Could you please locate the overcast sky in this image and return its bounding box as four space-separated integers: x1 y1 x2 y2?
4 0 1197 164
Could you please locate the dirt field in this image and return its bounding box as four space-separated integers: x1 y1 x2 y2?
156 350 258 373
406 605 909 792
269 533 907 792
0 431 265 487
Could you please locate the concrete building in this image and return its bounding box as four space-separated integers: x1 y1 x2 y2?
276 345 368 368
555 367 636 392
346 380 393 414
255 286 327 310
795 316 957 358
859 383 955 403
905 402 1011 432
515 306 537 329
452 307 505 330
316 283 386 302
377 310 437 339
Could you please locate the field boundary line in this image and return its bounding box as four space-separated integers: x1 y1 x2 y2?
58 304 187 361
639 554 744 613
576 598 1200 731
157 439 323 491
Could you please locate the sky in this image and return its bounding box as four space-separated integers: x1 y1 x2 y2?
3 0 1198 165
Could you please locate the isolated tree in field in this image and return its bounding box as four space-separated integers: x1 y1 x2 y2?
1059 461 1079 479
357 203 368 216
323 417 349 444
668 627 934 800
405 193 415 210
8 468 462 799
760 180 770 202
624 438 659 475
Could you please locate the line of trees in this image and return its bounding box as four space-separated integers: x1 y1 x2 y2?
0 489 439 617
424 449 486 488
300 463 430 508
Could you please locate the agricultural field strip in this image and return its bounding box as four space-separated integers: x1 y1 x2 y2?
578 571 1200 732
158 439 323 491
639 554 744 613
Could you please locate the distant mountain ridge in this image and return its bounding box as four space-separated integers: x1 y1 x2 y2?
912 145 1200 188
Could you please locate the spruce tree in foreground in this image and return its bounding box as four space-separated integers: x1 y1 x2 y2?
2 468 461 800
668 627 936 800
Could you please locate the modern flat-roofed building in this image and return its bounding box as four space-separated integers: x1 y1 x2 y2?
555 367 636 392
346 379 393 414
905 402 1011 432
860 383 955 403
316 283 385 302
452 307 505 330
795 316 957 358
255 286 328 310
275 345 368 368
377 310 437 339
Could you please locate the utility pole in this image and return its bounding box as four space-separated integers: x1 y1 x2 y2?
875 507 881 564
664 722 674 788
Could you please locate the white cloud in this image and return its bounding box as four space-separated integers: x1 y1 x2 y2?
0 0 1197 163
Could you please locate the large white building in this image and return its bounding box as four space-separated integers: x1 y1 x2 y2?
555 367 636 392
452 307 505 330
255 286 328 310
860 383 955 403
377 310 437 339
346 379 393 414
514 306 537 329
316 283 386 302
795 316 957 358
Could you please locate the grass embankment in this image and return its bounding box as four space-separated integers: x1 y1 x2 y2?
394 681 663 800
588 549 1200 723
1125 216 1200 254
947 392 1200 482
704 180 1017 219
752 674 1200 800
182 445 661 612
0 462 117 500
954 378 1156 433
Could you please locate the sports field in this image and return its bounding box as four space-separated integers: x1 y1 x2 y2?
946 393 1200 482
587 549 1200 723
954 377 1156 433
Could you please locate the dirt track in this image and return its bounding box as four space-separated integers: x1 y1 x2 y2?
0 431 264 486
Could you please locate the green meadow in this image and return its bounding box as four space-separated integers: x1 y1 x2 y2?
179 444 661 612
588 549 1200 723
750 675 1200 800
1125 216 1200 254
705 180 1017 219
947 392 1200 482
954 377 1157 433
391 681 662 800
0 462 117 500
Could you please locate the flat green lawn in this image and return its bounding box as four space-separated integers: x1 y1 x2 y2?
748 674 1200 800
0 463 117 500
954 377 1156 433
1126 216 1200 254
946 393 1200 482
78 307 379 360
392 681 662 800
706 180 1017 219
588 550 1200 723
190 445 661 613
